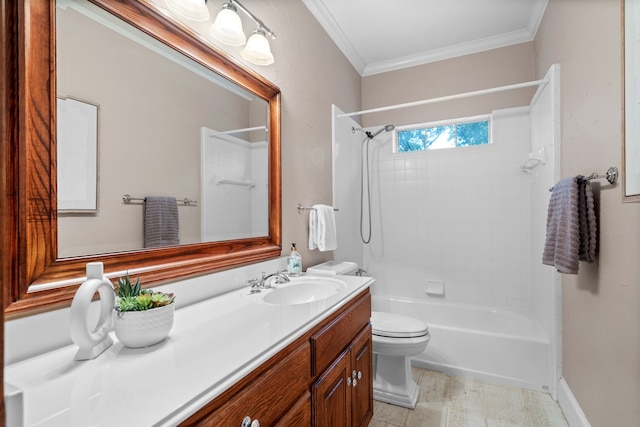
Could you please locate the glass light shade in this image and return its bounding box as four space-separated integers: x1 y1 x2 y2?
209 7 246 46
165 0 210 22
241 29 274 66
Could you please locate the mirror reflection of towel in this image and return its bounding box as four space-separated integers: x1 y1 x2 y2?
144 196 179 248
308 204 337 252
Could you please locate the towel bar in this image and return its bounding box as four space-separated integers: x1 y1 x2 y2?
122 194 197 206
297 204 339 214
215 178 255 188
548 166 618 192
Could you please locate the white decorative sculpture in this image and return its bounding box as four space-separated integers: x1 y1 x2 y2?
69 262 115 360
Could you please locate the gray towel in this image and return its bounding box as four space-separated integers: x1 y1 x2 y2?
542 177 597 274
143 196 179 248
577 178 597 263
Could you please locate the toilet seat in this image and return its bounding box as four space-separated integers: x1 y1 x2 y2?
371 311 429 339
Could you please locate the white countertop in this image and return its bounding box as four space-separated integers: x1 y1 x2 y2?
5 274 373 427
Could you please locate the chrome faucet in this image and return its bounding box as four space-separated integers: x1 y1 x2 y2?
245 270 290 294
259 270 290 288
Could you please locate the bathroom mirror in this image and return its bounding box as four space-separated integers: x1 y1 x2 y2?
2 0 281 316
56 0 271 256
624 0 640 202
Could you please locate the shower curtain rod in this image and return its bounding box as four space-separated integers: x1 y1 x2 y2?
336 79 549 118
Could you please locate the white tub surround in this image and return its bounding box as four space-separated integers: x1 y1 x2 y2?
333 65 561 397
5 274 373 427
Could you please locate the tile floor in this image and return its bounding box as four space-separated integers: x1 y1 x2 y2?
370 368 569 427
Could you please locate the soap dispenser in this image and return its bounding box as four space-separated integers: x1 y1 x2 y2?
287 243 302 276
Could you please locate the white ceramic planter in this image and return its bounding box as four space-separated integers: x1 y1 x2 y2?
114 303 175 348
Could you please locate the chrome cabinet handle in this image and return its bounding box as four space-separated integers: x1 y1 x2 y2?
357 371 362 379
353 378 357 387
251 420 260 427
347 377 352 386
352 370 357 379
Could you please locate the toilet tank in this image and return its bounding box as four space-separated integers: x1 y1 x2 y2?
307 261 359 276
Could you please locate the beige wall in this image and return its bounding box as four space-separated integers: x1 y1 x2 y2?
361 43 536 127
535 0 640 425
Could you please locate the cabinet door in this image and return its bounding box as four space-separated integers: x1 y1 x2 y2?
350 325 373 427
312 350 351 427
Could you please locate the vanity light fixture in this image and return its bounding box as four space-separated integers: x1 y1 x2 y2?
241 28 274 65
209 2 246 46
165 0 211 22
210 0 276 65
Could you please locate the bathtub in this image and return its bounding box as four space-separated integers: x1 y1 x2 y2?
372 296 551 391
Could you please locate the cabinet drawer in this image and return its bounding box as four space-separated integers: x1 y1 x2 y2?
311 292 371 376
194 342 310 426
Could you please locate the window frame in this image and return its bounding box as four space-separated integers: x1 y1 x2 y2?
393 114 492 153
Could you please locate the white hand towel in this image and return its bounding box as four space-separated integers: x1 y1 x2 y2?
309 204 337 251
308 208 318 250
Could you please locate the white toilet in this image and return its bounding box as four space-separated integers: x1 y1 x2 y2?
307 261 431 409
370 311 430 409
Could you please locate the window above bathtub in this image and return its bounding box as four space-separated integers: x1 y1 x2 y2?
394 114 491 153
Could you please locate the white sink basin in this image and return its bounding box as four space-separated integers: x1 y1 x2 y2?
263 277 347 305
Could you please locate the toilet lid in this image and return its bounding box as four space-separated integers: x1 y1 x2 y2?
371 311 429 338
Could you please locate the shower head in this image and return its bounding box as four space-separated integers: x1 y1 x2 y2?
351 124 395 140
368 124 395 139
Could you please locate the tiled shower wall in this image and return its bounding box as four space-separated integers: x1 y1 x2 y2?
363 107 533 310
201 131 268 241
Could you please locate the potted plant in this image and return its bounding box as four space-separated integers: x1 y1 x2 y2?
113 273 175 348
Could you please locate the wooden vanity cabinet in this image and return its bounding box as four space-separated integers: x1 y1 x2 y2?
180 289 372 427
349 325 374 427
181 341 311 426
275 392 312 426
310 291 373 427
312 326 373 427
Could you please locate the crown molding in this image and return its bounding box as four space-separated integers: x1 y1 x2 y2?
301 0 366 75
303 0 547 77
362 28 534 76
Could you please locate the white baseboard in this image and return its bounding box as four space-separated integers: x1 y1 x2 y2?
558 378 591 427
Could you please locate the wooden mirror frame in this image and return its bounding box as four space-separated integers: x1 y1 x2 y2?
1 0 281 317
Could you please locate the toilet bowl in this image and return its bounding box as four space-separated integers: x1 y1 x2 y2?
307 261 431 409
371 311 430 409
